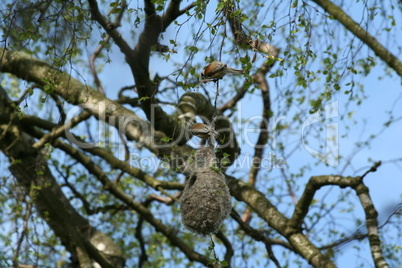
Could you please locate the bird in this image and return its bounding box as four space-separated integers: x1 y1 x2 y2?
190 123 210 139
190 123 218 140
201 61 244 81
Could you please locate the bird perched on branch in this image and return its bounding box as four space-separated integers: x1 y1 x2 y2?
190 123 218 141
201 61 244 81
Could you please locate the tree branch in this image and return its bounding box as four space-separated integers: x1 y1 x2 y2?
12 193 32 267
0 86 124 268
218 86 248 113
215 231 234 266
220 0 280 224
89 34 110 95
287 163 381 233
87 0 199 147
225 175 336 268
242 61 273 223
178 2 197 17
312 0 402 77
135 217 149 267
288 175 361 234
32 110 91 150
231 209 294 252
24 123 184 191
17 117 212 267
0 48 193 163
223 0 279 57
87 0 133 56
162 0 181 25
144 0 156 17
89 0 127 95
110 0 190 143
87 1 188 143
287 161 389 267
354 175 389 267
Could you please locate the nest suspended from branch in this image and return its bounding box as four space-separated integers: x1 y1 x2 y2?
180 146 232 235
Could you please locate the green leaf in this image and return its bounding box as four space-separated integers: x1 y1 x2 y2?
210 164 220 172
43 84 51 93
334 83 340 90
216 2 225 11
138 96 150 102
220 260 229 267
187 45 199 53
160 136 172 143
221 158 230 166
164 53 170 61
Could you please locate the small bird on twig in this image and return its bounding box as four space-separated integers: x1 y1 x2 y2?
190 123 218 141
201 61 244 81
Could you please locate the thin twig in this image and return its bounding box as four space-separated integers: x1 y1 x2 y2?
12 189 33 267
89 35 110 95
32 110 92 150
135 217 149 267
215 231 234 266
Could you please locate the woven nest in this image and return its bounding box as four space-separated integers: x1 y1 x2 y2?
180 147 232 235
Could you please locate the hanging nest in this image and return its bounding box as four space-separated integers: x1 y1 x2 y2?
180 146 232 235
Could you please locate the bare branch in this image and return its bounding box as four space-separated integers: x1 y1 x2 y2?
162 0 181 25
225 175 336 268
12 192 32 267
135 217 149 267
231 209 294 252
288 162 383 232
0 48 193 161
178 2 197 16
354 182 389 268
144 0 156 17
89 34 110 95
89 1 127 95
87 0 133 56
242 60 273 223
25 124 184 191
215 231 234 266
32 110 91 150
287 161 389 268
218 86 247 113
360 161 382 179
147 192 181 204
288 175 361 234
